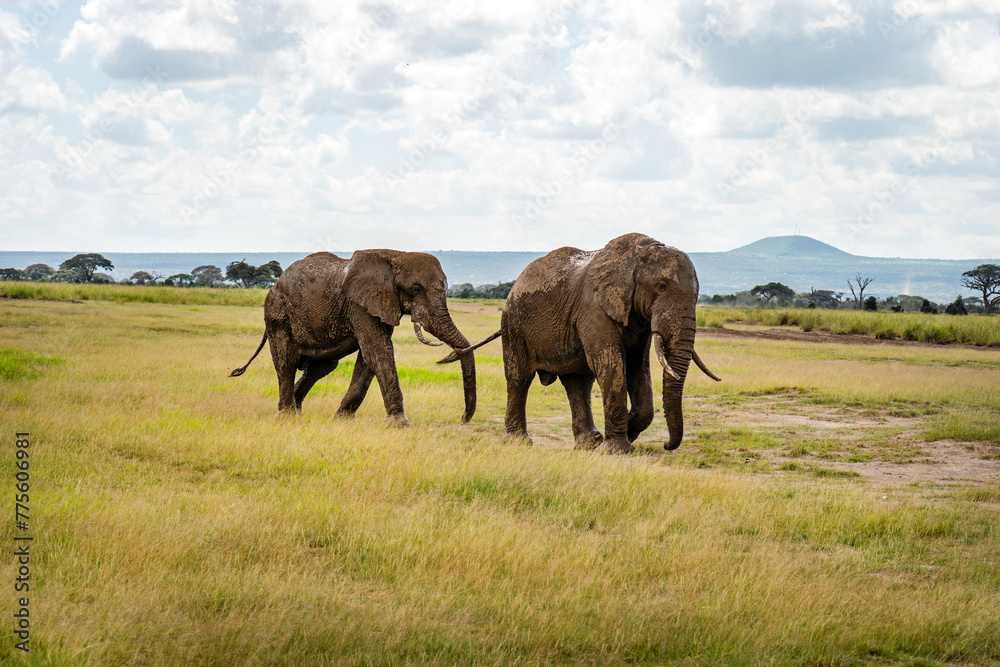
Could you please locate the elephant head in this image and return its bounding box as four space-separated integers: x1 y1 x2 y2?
342 249 477 422
588 233 720 450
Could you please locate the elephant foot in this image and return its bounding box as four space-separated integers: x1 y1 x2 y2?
276 407 300 418
573 431 604 451
598 437 634 455
504 430 533 447
384 413 411 428
333 408 357 420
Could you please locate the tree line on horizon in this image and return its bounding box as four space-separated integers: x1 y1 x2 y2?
0 254 284 289
704 264 1000 315
2 254 997 314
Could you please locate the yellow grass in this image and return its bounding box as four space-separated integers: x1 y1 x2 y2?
698 306 1000 347
0 280 266 306
1 298 999 665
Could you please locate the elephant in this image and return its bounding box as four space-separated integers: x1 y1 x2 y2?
230 250 476 425
475 232 719 454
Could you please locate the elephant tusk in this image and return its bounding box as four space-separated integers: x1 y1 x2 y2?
653 333 682 381
692 349 722 382
413 322 444 347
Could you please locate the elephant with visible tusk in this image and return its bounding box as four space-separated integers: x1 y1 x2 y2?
447 233 719 453
231 250 476 425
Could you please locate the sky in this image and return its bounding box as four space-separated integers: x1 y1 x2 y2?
0 0 998 258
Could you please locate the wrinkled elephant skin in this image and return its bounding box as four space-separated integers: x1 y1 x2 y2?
501 233 718 453
231 250 477 424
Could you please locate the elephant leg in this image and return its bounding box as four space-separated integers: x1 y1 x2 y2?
502 338 534 441
560 373 603 450
503 368 533 441
267 326 299 414
586 342 632 454
293 358 338 411
626 338 654 442
336 352 376 417
355 321 408 425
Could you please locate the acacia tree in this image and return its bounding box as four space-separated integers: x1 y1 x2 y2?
0 268 24 280
961 264 1000 315
52 269 83 282
264 260 282 279
166 273 194 286
750 282 794 304
128 271 156 285
23 264 54 281
226 260 282 288
807 288 839 308
192 265 224 286
60 254 114 283
847 273 875 309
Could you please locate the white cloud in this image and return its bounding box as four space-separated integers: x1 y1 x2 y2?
931 20 1000 87
0 0 996 258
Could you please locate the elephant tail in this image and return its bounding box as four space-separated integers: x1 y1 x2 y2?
437 330 501 364
230 333 267 377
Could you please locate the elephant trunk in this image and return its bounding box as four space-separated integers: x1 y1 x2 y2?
658 331 695 451
427 307 477 423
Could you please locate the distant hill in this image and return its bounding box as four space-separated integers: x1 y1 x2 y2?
687 236 996 302
1 237 995 303
727 235 850 259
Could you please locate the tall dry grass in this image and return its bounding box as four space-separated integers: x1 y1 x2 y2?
698 306 1000 347
0 280 266 306
0 298 998 664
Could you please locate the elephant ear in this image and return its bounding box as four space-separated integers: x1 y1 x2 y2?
342 250 401 326
586 233 651 326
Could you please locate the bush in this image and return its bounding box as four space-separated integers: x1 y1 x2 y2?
945 296 968 316
863 296 877 311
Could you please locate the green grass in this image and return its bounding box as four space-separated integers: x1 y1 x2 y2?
0 280 267 306
2 297 999 665
0 348 62 380
698 306 1000 347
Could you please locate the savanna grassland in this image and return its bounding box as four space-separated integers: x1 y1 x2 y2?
698 306 1000 347
1 285 999 666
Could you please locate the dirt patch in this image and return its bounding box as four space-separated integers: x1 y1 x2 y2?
768 441 1000 488
514 395 1000 490
0 295 84 304
699 326 990 350
696 398 926 431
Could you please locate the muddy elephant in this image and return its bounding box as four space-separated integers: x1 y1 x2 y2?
231 250 476 425
497 233 719 454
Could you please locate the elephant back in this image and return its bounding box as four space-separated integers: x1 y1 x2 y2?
508 246 590 304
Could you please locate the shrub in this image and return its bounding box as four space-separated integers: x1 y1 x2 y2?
945 296 968 316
